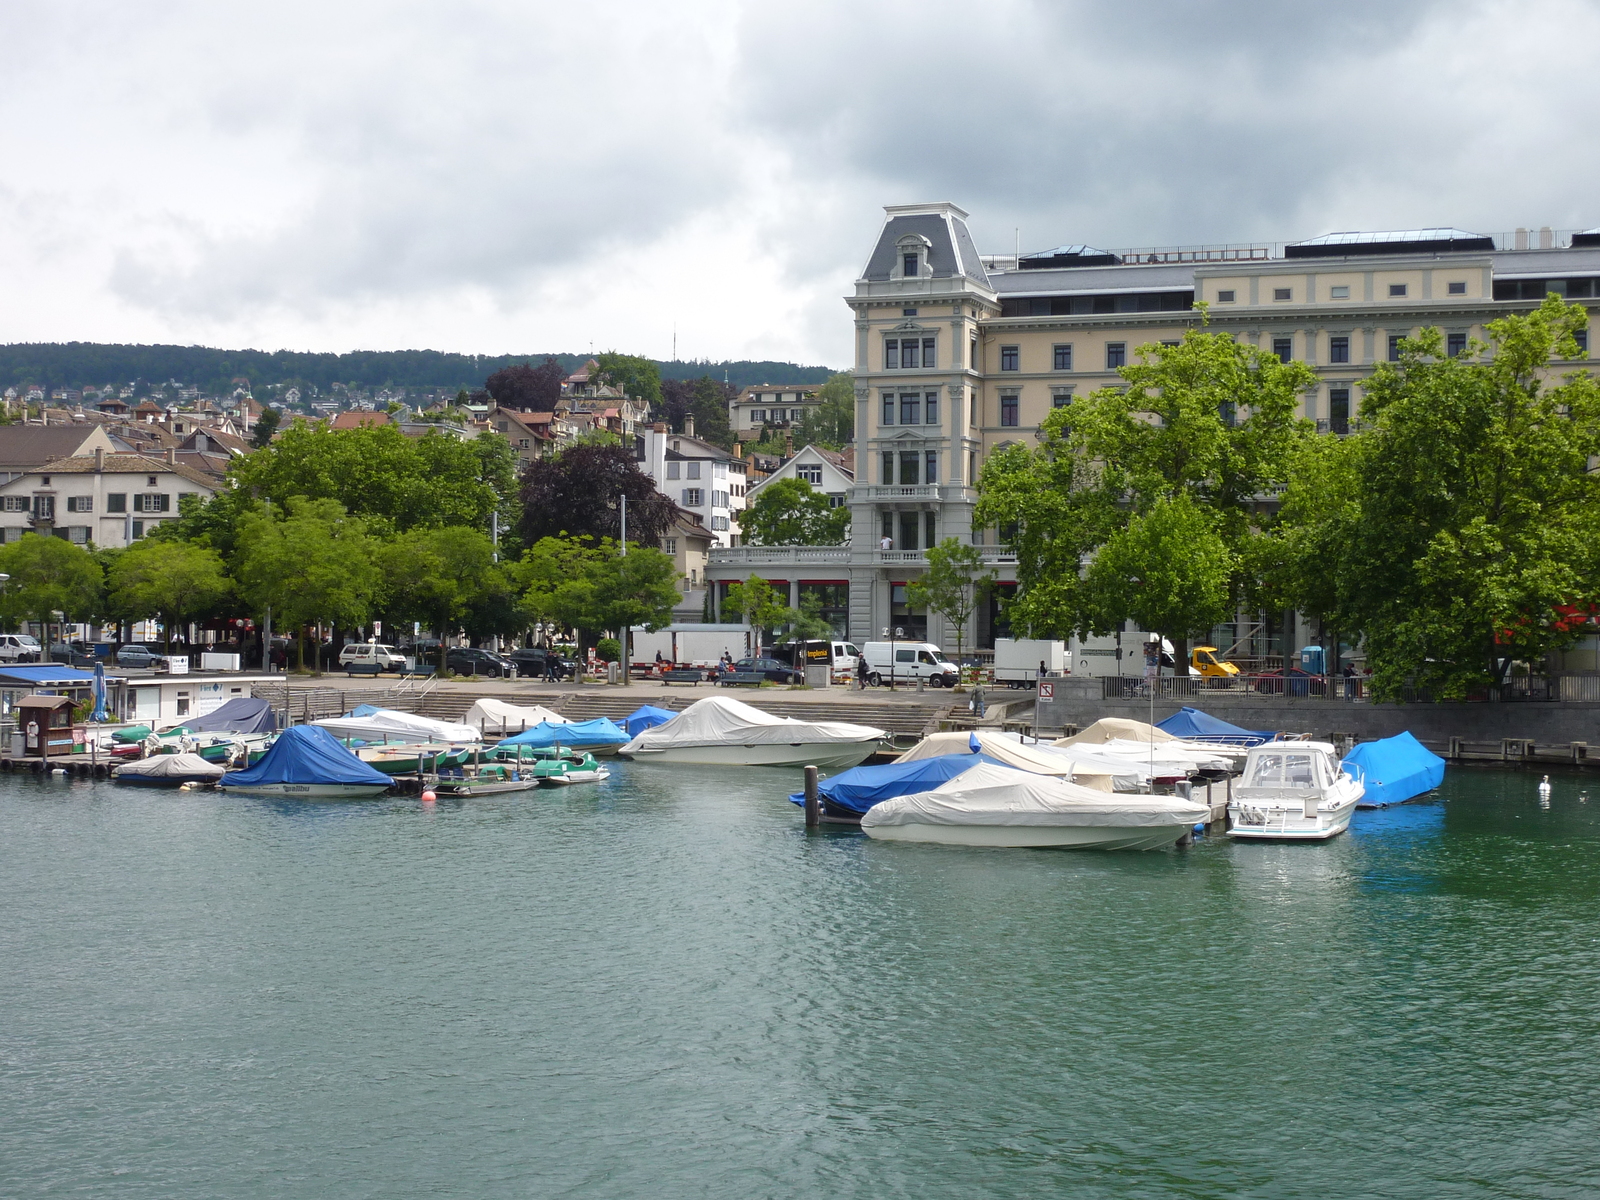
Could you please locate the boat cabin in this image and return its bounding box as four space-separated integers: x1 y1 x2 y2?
16 694 82 758
1236 742 1342 798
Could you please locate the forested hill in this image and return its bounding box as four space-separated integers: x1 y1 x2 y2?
0 343 839 395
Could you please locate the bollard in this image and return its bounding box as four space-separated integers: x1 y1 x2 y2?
803 764 820 827
1449 736 1463 760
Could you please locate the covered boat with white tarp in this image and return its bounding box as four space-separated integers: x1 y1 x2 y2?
896 730 1122 791
112 752 226 787
861 762 1209 850
314 707 479 745
617 695 884 770
462 699 569 736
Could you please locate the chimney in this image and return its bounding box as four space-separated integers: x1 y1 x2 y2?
732 440 742 459
683 414 695 438
94 448 104 473
1540 225 1554 250
652 421 666 433
784 432 793 459
166 447 176 465
1515 227 1529 250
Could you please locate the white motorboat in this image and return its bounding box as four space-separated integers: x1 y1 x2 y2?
617 695 884 771
860 762 1209 850
1227 742 1362 840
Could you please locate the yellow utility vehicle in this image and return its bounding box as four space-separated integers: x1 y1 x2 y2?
1189 647 1240 679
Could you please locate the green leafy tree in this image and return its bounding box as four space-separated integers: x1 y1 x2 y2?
0 535 104 631
977 320 1315 663
221 422 511 542
376 525 503 671
1279 297 1600 699
107 539 232 652
233 498 380 672
795 371 855 448
250 407 281 449
741 477 850 546
589 547 681 681
906 538 995 667
1081 494 1236 653
594 353 663 410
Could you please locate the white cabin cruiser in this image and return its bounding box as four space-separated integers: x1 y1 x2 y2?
1227 742 1362 840
617 695 884 771
860 762 1209 850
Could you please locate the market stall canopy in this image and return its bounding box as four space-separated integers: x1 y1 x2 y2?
1155 707 1274 745
1341 731 1446 807
464 699 569 733
619 696 883 754
315 708 479 744
184 697 277 735
221 725 392 788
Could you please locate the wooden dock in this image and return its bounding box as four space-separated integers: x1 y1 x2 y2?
1 754 115 778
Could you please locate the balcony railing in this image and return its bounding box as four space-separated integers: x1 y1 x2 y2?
707 546 1018 568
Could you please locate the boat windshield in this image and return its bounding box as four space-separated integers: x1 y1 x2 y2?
1247 752 1318 789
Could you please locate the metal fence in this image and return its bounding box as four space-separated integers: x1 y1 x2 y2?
1098 673 1600 704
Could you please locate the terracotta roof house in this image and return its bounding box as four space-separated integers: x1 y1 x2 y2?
0 425 119 483
330 410 390 430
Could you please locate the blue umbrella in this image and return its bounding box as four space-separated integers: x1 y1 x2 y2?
90 660 108 723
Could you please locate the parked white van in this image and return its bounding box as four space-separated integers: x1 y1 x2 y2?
861 641 960 688
337 643 408 671
0 633 42 663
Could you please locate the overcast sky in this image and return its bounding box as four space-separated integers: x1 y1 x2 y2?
2 0 1595 369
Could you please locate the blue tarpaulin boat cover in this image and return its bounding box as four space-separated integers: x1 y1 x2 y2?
624 705 677 737
186 696 278 734
221 724 392 788
787 753 996 815
1341 731 1445 807
496 718 629 749
1156 706 1275 745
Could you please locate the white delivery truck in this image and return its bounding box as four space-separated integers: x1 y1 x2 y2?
629 624 756 670
992 637 1069 689
860 641 960 688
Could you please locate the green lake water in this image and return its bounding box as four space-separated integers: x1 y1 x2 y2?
3 762 1599 1198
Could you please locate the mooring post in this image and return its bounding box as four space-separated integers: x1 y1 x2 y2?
804 764 820 828
1449 736 1463 760
1573 741 1588 764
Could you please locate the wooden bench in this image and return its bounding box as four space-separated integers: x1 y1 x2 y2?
661 668 705 685
343 662 385 677
717 671 766 687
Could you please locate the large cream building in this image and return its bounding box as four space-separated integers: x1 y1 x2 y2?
706 202 1600 651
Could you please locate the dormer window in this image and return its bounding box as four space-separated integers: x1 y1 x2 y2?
903 252 919 276
894 233 932 280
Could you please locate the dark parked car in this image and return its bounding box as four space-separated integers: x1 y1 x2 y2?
506 647 576 680
445 646 516 678
115 643 165 669
49 642 99 668
733 656 804 685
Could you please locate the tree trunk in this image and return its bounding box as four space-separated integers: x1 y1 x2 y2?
1171 634 1189 681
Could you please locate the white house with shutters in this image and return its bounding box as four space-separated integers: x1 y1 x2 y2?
0 449 217 548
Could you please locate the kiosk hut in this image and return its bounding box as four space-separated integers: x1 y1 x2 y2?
17 694 81 758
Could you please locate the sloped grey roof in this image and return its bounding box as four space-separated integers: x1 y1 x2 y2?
861 208 990 285
0 425 107 469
